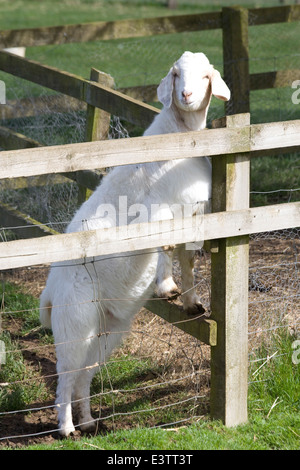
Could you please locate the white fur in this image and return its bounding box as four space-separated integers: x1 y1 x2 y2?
39 51 230 436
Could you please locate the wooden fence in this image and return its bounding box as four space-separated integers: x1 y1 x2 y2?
1 4 300 112
0 3 299 199
0 4 300 428
0 112 299 426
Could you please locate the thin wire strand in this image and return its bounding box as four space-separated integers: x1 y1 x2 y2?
0 370 203 417
0 395 208 442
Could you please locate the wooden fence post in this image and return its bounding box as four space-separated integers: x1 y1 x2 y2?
222 7 250 115
210 113 250 427
78 68 115 204
85 68 115 142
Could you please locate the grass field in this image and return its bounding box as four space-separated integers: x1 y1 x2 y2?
0 0 299 206
0 0 299 450
0 280 299 450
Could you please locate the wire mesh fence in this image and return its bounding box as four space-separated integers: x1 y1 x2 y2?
0 225 298 444
0 260 211 443
0 1 299 446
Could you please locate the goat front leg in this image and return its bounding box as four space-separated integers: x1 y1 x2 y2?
156 246 180 298
178 245 205 315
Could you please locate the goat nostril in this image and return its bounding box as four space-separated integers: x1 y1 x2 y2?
182 91 192 99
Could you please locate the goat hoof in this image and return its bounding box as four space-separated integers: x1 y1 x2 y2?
156 280 180 299
185 303 206 316
58 426 76 438
80 421 97 435
165 288 181 300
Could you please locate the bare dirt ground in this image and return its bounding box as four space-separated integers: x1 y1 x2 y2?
0 233 299 448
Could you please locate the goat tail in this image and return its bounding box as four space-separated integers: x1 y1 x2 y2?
39 288 52 330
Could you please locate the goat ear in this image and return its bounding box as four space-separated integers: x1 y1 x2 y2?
211 69 231 101
157 67 174 108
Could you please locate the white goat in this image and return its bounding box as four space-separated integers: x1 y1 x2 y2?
39 51 230 437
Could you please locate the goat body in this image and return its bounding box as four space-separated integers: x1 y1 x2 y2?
40 51 230 436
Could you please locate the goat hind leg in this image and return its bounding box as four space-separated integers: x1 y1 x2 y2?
73 368 97 434
178 246 205 314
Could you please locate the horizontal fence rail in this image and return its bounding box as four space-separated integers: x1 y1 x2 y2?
0 4 299 433
1 120 300 180
0 51 159 128
0 12 222 48
0 5 299 49
0 202 299 271
0 4 299 125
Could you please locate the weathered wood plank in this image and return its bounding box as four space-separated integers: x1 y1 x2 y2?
249 4 300 25
210 113 250 427
222 7 250 115
0 12 222 49
1 68 298 124
0 125 41 150
0 125 102 191
0 126 250 180
250 69 300 90
251 119 300 151
125 70 300 98
0 51 159 128
0 174 70 191
85 68 115 142
0 201 58 239
205 202 300 238
145 298 217 346
0 6 299 51
77 68 115 203
0 95 86 120
0 87 156 122
0 201 298 270
2 119 300 181
0 86 156 122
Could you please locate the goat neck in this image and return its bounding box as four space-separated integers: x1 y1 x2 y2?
170 102 208 132
144 100 210 136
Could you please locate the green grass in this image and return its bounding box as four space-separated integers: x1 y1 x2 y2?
0 281 40 333
2 0 298 214
0 330 49 412
0 0 225 30
0 281 299 450
249 331 300 422
0 0 222 89
0 0 299 449
250 153 300 206
26 329 300 450
0 282 49 412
